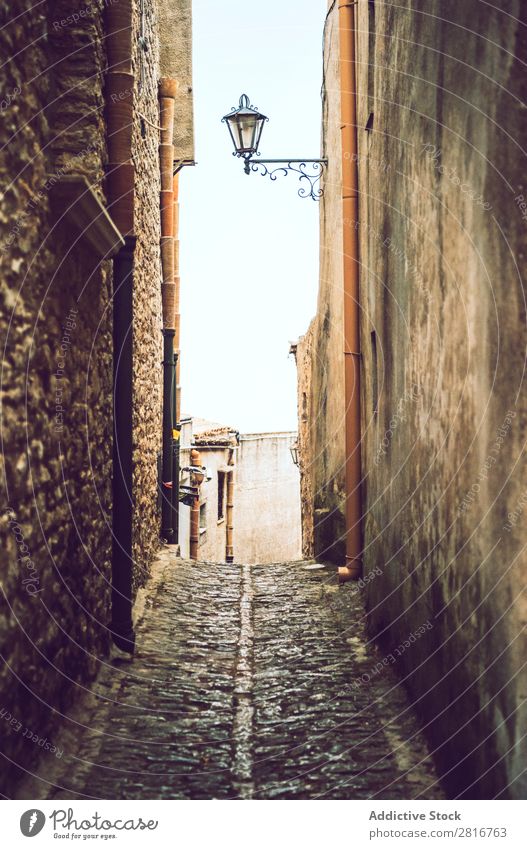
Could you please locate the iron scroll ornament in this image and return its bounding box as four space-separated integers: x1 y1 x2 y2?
243 158 328 201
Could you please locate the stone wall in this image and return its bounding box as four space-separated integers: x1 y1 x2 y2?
131 0 163 589
296 4 347 565
304 0 527 798
0 0 192 794
0 0 113 791
359 0 527 799
292 333 315 559
234 434 302 565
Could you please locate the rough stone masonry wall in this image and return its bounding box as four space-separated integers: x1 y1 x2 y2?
353 0 527 798
130 0 163 589
0 1 113 792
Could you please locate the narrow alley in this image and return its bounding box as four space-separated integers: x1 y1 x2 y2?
3 0 527 823
19 553 441 801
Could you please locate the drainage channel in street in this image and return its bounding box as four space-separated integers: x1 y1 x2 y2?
232 563 255 799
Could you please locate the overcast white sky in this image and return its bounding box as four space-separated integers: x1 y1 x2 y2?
179 0 326 433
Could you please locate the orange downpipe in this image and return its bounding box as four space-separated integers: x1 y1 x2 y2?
159 78 178 328
338 1 362 581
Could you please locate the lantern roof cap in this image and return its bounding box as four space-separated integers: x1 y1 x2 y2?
222 93 267 121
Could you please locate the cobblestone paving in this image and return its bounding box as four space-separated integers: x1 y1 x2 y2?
19 553 443 799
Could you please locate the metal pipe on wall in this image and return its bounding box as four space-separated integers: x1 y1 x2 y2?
190 496 199 559
105 0 136 651
171 172 181 542
159 78 179 543
161 329 175 541
226 448 235 563
338 0 363 581
173 174 182 425
111 237 136 653
171 350 180 543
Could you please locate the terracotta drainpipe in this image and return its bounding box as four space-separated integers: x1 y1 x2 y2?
159 78 179 543
226 448 235 563
338 0 363 582
189 447 201 559
105 0 137 652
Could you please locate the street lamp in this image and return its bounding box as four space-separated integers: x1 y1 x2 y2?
222 93 327 201
222 94 268 159
290 442 300 466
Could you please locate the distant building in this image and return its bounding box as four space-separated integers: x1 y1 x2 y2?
179 419 238 563
179 423 302 565
234 433 302 565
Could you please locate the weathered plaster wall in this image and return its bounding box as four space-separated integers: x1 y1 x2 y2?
158 0 194 161
178 418 236 562
234 434 302 565
193 449 232 563
293 332 315 559
301 0 527 798
300 5 347 565
354 0 526 798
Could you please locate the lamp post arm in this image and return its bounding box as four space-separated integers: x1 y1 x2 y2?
243 158 328 201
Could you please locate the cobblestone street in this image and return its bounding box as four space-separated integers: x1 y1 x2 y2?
19 552 443 800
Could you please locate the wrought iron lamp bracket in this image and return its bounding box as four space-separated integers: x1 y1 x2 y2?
173 159 197 176
242 157 328 201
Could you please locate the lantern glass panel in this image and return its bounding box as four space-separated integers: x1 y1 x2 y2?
236 115 258 152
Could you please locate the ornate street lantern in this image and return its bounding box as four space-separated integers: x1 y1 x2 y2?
222 94 268 159
290 442 299 467
222 93 327 201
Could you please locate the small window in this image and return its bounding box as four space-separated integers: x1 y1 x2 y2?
217 472 226 521
199 502 207 533
371 330 378 418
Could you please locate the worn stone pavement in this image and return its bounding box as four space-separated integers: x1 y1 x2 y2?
18 552 443 800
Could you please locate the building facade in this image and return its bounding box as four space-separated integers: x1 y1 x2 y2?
178 419 238 563
179 424 302 566
0 0 193 793
296 0 527 798
234 432 302 565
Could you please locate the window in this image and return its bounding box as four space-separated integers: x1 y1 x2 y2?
301 392 308 422
217 472 226 522
371 330 378 418
199 502 207 534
